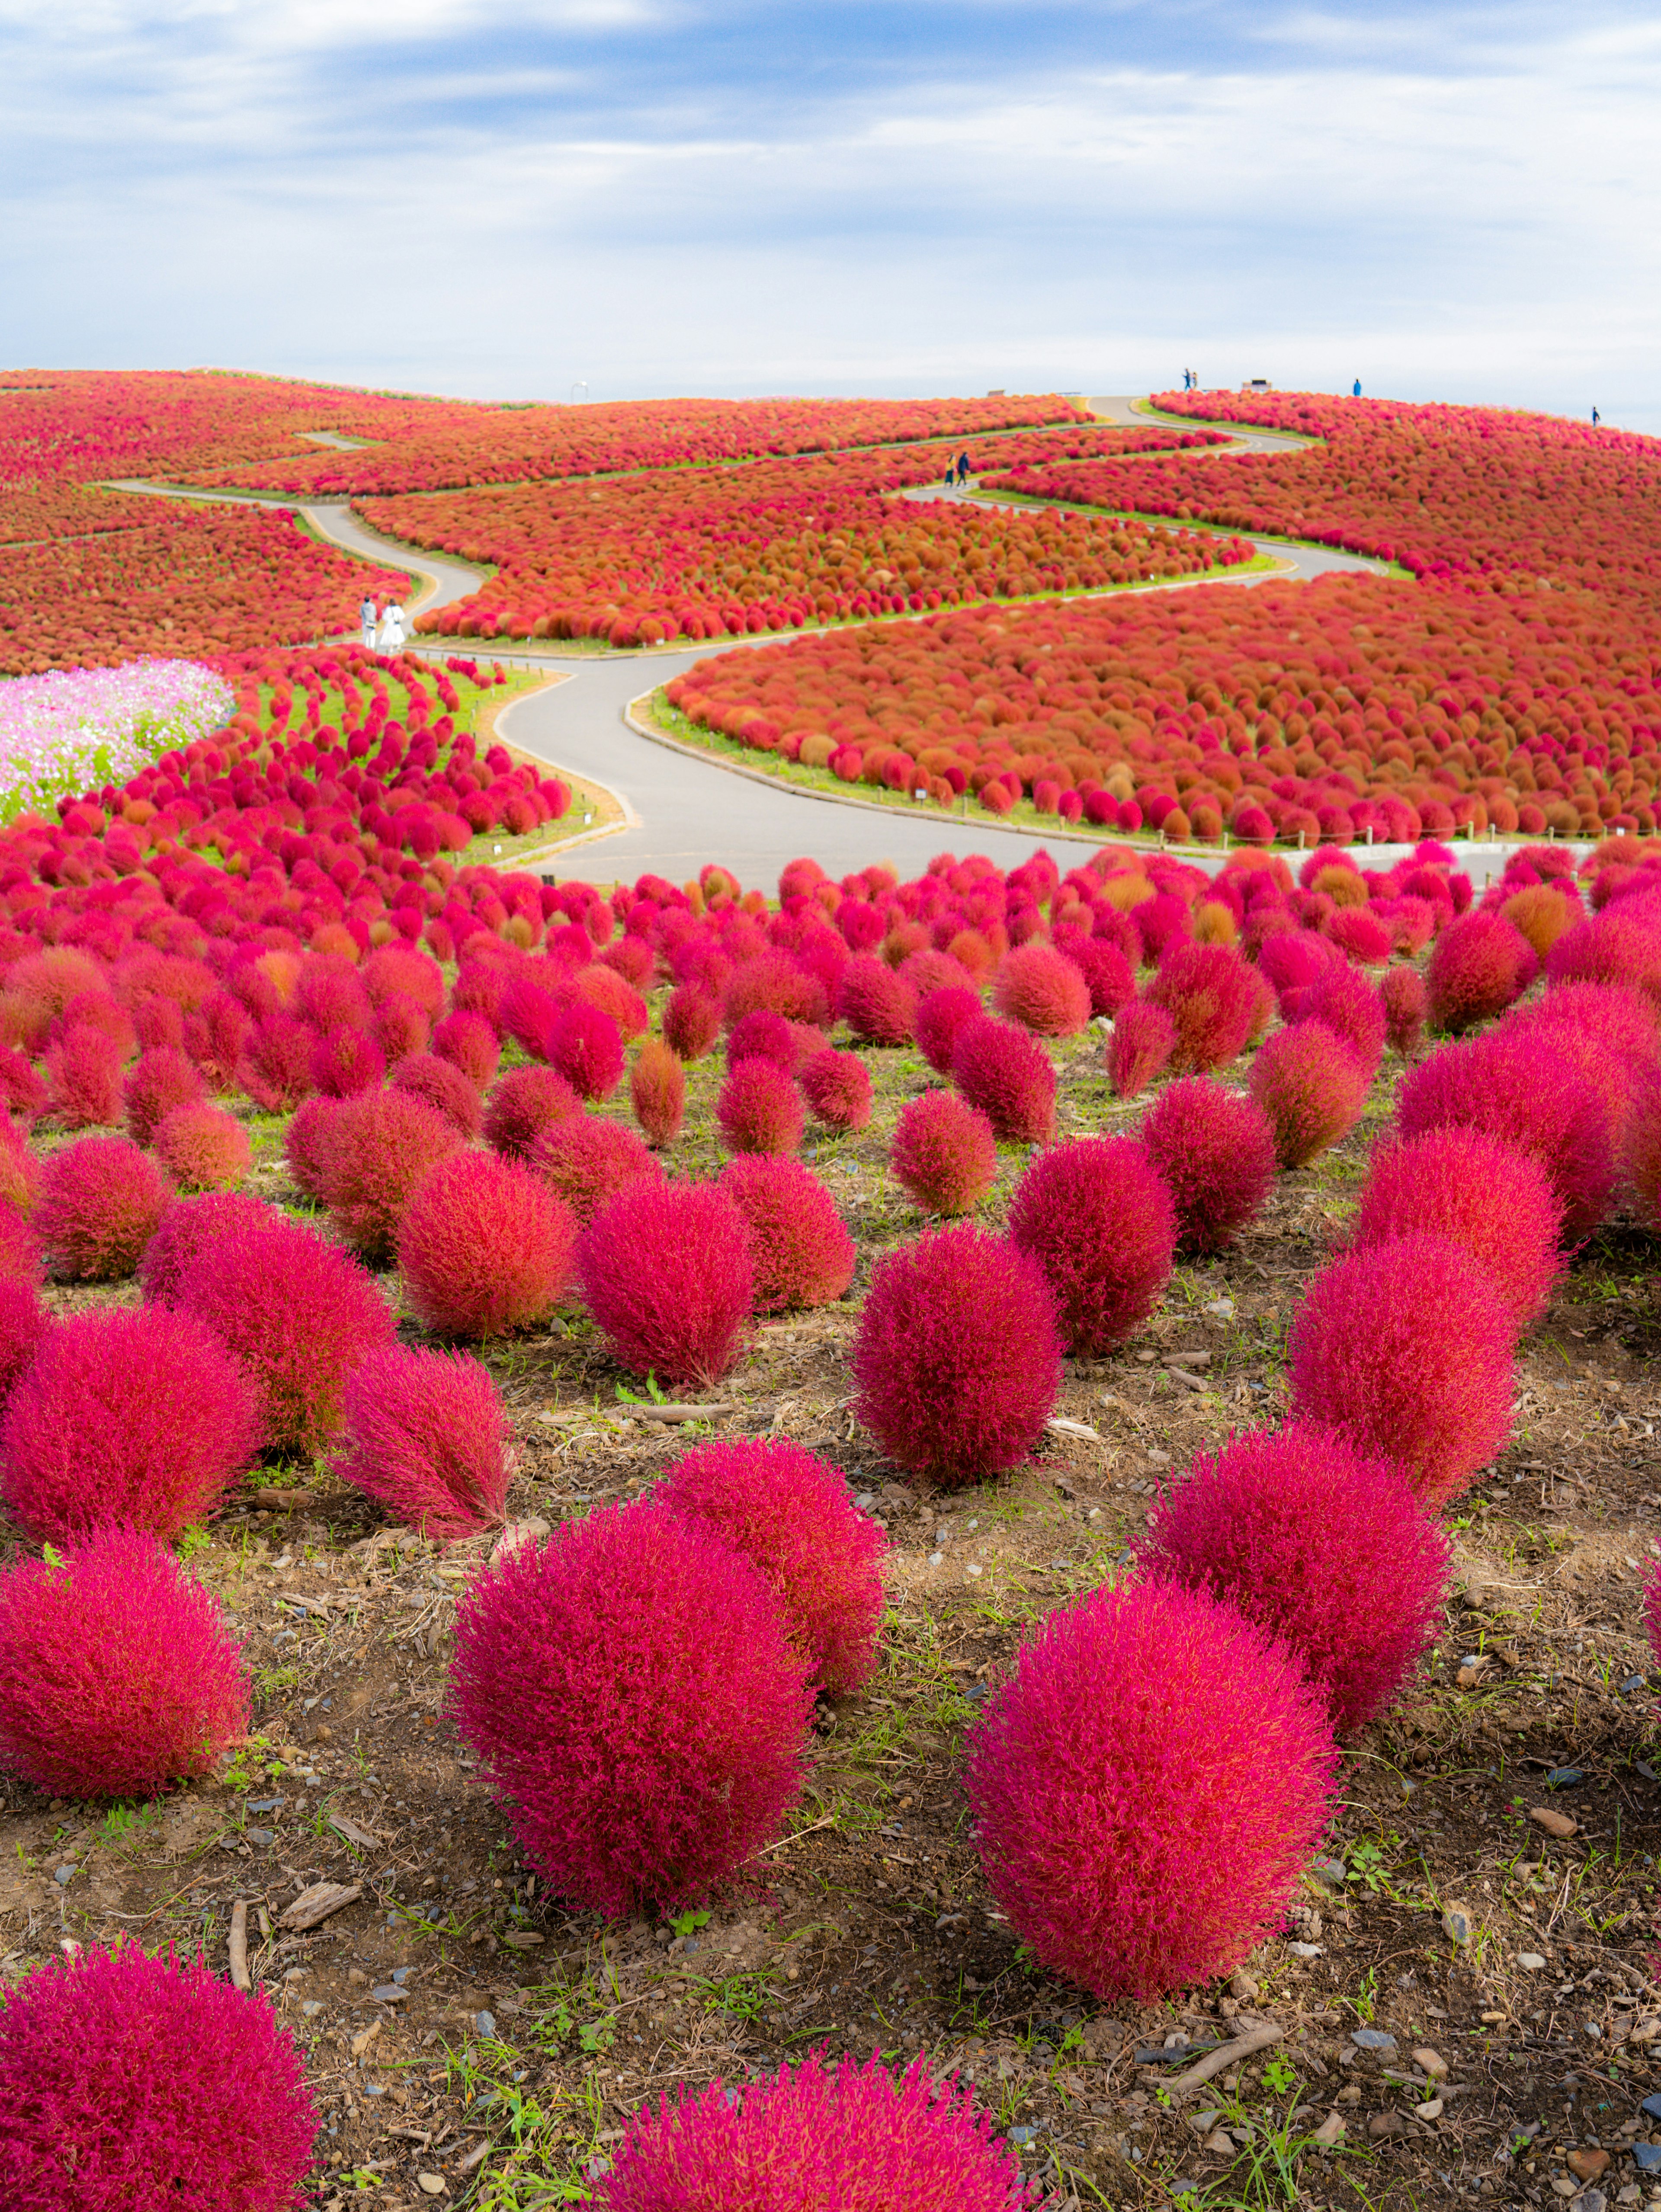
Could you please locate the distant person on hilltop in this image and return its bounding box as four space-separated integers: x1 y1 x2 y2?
1353 378 1362 398
359 596 377 648
1592 407 1601 427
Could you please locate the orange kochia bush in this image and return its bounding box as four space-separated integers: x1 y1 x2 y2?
663 570 1661 842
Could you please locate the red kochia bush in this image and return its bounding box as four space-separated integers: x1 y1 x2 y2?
720 1156 855 1310
123 1047 206 1144
0 1526 248 1798
1352 1128 1563 1332
850 1225 1060 1487
1297 966 1387 1076
173 1216 397 1453
663 983 722 1061
1288 1233 1514 1508
0 1281 46 1406
951 1015 1055 1143
0 1123 40 1217
1008 1138 1175 1354
717 1057 805 1156
317 1089 462 1260
837 955 917 1047
153 1103 252 1192
1106 1001 1175 1098
0 1940 315 2211
993 944 1091 1037
1381 967 1427 1056
308 1024 386 1098
391 1051 485 1137
890 1091 998 1216
915 985 984 1076
399 1152 577 1339
1142 1423 1449 1733
237 1013 316 1114
579 1179 754 1387
45 1024 123 1128
1425 911 1538 1033
532 1114 663 1224
631 1038 686 1148
593 2048 1038 2212
0 1306 259 1545
433 1008 501 1088
796 1048 869 1133
484 1064 583 1158
35 1136 171 1280
330 1346 512 1539
1141 1078 1276 1253
137 1191 274 1306
449 1501 813 1916
0 1204 41 1287
657 1439 886 1693
963 1580 1336 2001
1247 1020 1369 1168
1145 944 1260 1072
728 1011 798 1071
548 1001 625 1100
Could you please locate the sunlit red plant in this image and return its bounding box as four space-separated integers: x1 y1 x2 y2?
1008 1137 1175 1353
330 1345 513 1538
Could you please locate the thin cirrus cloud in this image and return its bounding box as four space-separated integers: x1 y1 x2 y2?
0 1 1657 430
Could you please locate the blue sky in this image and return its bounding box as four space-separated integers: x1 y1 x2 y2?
2 2 1658 429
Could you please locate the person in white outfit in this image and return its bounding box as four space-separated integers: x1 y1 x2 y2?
377 601 406 652
359 596 377 648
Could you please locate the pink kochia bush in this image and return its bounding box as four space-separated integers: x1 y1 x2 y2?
484 1065 582 1159
153 1102 252 1191
1247 1020 1368 1169
1142 1424 1450 1734
719 1156 855 1311
799 1048 872 1132
0 1306 259 1545
1351 1128 1564 1333
0 1282 47 1405
890 1090 998 1216
1140 1078 1276 1255
578 1180 754 1388
123 1046 205 1145
1145 944 1260 1072
1382 966 1427 1057
330 1347 512 1540
914 984 983 1076
1288 1233 1514 1508
963 1580 1337 2001
593 2048 1039 2212
0 1526 249 1798
317 1089 461 1261
391 1052 486 1139
173 1216 398 1454
1425 910 1537 1034
137 1191 274 1307
950 1015 1056 1143
0 1940 316 2211
35 1136 171 1280
0 1206 41 1287
850 1225 1060 1487
1008 1138 1175 1354
993 944 1091 1037
449 1501 813 1916
837 955 917 1046
398 1152 577 1340
656 1439 886 1693
532 1116 662 1225
433 1007 501 1088
1105 1001 1175 1099
716 1058 805 1155
548 1002 625 1101
630 1038 686 1148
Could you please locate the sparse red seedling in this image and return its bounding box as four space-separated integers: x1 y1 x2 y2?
330 1345 512 1539
1247 1020 1369 1168
1008 1136 1175 1354
951 1015 1055 1143
399 1151 577 1340
577 1180 754 1388
720 1155 854 1311
35 1135 171 1280
1352 1128 1563 1332
1141 1077 1276 1253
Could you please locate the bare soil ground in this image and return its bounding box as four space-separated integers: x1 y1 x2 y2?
3 1014 1658 2212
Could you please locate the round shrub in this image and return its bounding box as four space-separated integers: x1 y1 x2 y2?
449 1501 813 1916
1247 1020 1369 1168
1105 1001 1175 1098
0 1282 47 1404
433 1008 501 1088
950 1015 1055 1143
1381 967 1427 1056
799 1048 872 1132
663 983 722 1061
593 2048 1037 2212
1141 1077 1276 1254
237 1012 316 1114
890 1090 998 1216
483 1065 584 1161
138 1191 275 1306
631 1038 686 1148
45 1024 123 1129
330 1346 512 1540
723 950 830 1030
1142 1423 1449 1733
173 1216 397 1454
0 1122 41 1216
720 1155 855 1311
1297 966 1387 1076
577 1181 754 1388
656 1438 886 1693
1057 933 1136 1018
282 1094 342 1201
1145 944 1260 1072
153 1103 251 1192
0 1306 260 1545
915 985 984 1076
1008 1138 1175 1354
317 1088 462 1260
850 1225 1060 1487
308 1024 386 1099
1426 911 1538 1033
0 1525 248 1799
1352 1128 1563 1332
717 1058 805 1156
390 1051 485 1138
1288 1233 1515 1508
531 1114 663 1224
35 1136 171 1280
123 1046 205 1146
399 1151 577 1340
963 1579 1336 2001
1394 1029 1614 1240
727 1010 797 1071
0 1940 316 2210
295 954 371 1033
0 1204 41 1287
992 944 1091 1037
548 1001 625 1101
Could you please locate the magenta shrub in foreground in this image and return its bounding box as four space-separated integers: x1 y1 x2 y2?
0 1526 248 1798
0 1306 259 1545
716 1057 806 1156
136 1191 275 1307
850 1225 1060 1487
1142 1423 1449 1733
0 1281 46 1406
593 2048 1041 2212
35 1136 171 1281
720 1156 854 1312
1288 1233 1514 1508
330 1346 512 1539
657 1439 886 1693
963 1580 1336 2001
950 1015 1055 1143
1008 1137 1175 1355
449 1501 813 1916
399 1151 577 1340
889 1090 998 1216
1141 1078 1276 1254
578 1180 754 1388
1351 1127 1563 1333
799 1048 872 1133
0 1941 315 2211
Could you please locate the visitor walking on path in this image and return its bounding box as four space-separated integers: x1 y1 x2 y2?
359 596 377 648
377 599 406 653
955 450 971 484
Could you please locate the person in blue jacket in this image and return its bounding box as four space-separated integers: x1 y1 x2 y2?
1352 378 1362 398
